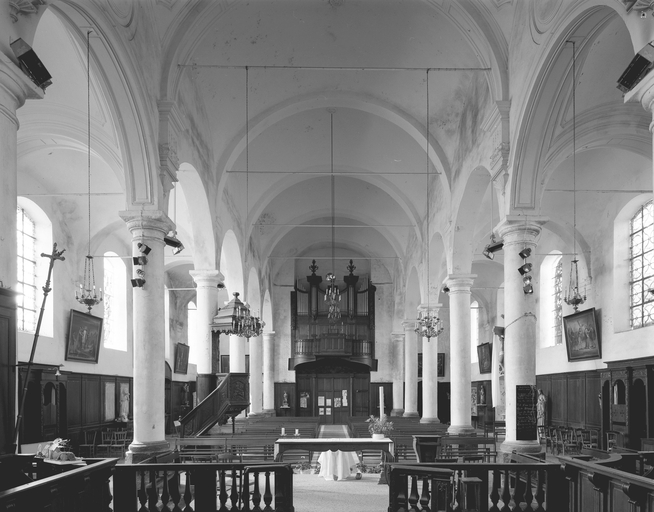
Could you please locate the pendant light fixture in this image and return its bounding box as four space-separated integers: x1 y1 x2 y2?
75 30 103 314
564 41 587 311
240 66 264 339
325 108 342 322
415 69 443 339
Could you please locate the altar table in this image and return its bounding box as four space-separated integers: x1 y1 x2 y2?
317 450 360 481
273 437 395 463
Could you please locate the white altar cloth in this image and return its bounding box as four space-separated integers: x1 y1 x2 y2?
317 450 360 481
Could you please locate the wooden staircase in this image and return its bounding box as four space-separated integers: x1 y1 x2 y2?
178 373 249 437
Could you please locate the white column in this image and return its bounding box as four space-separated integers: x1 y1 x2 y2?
419 304 441 423
262 331 275 413
446 274 476 435
249 334 263 415
402 320 419 417
230 335 246 372
390 331 405 416
0 54 43 287
120 210 174 462
189 269 222 401
498 217 545 454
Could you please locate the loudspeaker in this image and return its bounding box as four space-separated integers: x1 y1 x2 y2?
617 43 654 93
10 38 52 90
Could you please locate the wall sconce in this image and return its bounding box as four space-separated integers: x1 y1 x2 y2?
137 243 151 255
164 231 184 255
131 269 146 288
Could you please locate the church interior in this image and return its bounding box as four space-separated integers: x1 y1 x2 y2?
2 0 654 509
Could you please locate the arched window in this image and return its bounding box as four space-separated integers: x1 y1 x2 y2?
187 301 197 365
629 200 654 328
470 300 479 363
103 251 127 351
539 252 563 347
16 206 37 332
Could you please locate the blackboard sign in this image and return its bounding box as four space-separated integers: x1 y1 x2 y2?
516 385 537 441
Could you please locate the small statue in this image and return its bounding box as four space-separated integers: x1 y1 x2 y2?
282 391 289 407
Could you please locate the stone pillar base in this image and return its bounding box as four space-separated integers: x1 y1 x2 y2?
499 440 542 456
125 440 171 464
403 411 420 418
390 409 404 417
420 416 441 424
447 424 475 435
261 409 276 416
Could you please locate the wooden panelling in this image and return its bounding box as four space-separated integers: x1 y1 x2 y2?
551 375 567 425
585 372 601 428
567 374 585 425
67 375 82 428
82 375 101 426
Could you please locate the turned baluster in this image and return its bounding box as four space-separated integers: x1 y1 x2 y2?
394 474 408 512
522 470 533 509
252 470 263 512
489 470 501 512
420 476 431 511
407 475 420 511
499 469 511 512
218 469 229 512
229 469 239 509
182 470 193 512
160 470 171 509
137 471 148 511
169 470 183 512
263 471 274 512
533 470 545 512
242 469 251 511
147 469 159 511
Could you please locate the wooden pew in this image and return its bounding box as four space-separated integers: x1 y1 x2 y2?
439 436 498 462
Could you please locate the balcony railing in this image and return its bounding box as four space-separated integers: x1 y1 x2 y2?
113 462 294 512
292 337 373 357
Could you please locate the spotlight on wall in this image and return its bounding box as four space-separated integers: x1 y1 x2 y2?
641 11 647 18
493 326 505 338
217 282 226 289
10 38 53 90
617 42 654 93
441 285 450 294
131 269 146 288
518 262 533 275
137 243 151 255
482 236 504 260
518 248 532 259
164 231 185 255
523 275 534 294
132 256 148 266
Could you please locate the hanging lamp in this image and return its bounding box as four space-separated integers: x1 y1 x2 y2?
325 108 342 321
415 69 443 339
564 41 587 311
75 30 103 314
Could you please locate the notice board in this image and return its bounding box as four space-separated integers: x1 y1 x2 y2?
516 385 537 441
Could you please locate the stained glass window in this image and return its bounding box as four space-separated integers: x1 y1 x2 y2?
629 200 654 328
16 207 37 332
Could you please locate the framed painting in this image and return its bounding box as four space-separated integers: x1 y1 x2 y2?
564 307 601 362
437 353 445 377
477 342 492 374
174 343 190 374
66 309 102 363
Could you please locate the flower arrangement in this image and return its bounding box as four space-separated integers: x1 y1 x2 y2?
366 414 394 436
294 457 312 473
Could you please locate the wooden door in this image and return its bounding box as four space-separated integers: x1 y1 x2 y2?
316 376 351 424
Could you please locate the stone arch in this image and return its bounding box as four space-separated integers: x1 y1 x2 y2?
219 230 244 297
177 163 216 269
46 3 163 208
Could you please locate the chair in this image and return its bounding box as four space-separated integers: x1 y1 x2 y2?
580 429 598 449
606 430 622 450
110 430 129 458
78 430 97 458
97 431 114 457
555 427 579 456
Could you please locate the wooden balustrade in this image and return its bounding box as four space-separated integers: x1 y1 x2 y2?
0 458 116 512
388 461 566 512
113 462 294 512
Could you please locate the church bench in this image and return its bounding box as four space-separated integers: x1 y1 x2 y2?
175 437 232 462
439 436 498 462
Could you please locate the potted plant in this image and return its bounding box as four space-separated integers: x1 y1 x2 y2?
366 414 394 439
294 458 312 474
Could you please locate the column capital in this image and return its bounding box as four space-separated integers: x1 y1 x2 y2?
0 53 44 126
119 209 174 238
446 274 476 292
497 216 548 245
391 331 405 342
402 319 416 330
263 331 276 338
190 269 224 287
625 71 654 118
418 303 442 314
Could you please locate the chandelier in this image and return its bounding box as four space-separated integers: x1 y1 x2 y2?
415 69 443 340
241 307 265 339
75 30 102 314
563 41 586 312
